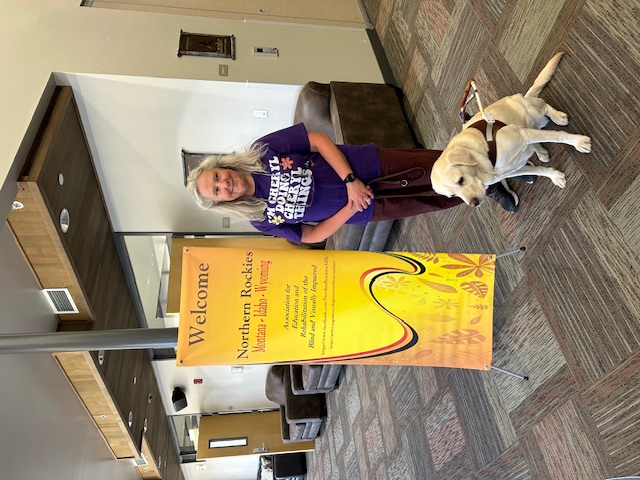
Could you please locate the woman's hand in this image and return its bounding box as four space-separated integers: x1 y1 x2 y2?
307 132 375 211
346 179 374 212
300 203 360 244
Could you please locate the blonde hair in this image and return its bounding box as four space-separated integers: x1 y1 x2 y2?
186 142 269 222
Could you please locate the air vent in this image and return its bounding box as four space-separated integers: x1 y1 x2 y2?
42 288 79 314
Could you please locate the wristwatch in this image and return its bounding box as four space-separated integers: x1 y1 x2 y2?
343 173 357 184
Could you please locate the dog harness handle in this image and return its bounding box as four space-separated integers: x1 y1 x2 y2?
459 79 496 127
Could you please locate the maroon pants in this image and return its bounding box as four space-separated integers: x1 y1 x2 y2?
371 148 463 221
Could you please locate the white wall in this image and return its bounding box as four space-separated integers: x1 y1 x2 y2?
153 360 277 415
0 229 57 335
58 73 301 233
90 0 367 29
183 455 263 480
0 227 141 480
154 360 276 479
0 354 144 480
124 235 170 327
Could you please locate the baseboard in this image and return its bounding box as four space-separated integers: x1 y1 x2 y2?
365 28 397 86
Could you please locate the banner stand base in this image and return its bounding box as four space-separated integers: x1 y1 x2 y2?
496 246 526 259
491 365 529 381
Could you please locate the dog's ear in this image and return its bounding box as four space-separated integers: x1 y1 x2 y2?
447 161 477 170
448 162 476 169
446 147 477 167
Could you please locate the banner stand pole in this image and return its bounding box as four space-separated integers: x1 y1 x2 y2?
491 365 529 381
0 328 178 355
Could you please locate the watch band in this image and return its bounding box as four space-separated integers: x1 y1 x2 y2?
343 173 357 184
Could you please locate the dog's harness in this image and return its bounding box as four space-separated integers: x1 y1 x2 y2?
459 79 507 166
467 119 507 166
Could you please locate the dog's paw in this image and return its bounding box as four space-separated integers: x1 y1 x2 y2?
551 171 567 188
575 136 592 153
552 111 569 126
535 146 550 162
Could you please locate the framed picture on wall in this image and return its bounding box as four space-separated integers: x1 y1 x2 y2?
181 150 221 186
177 30 236 59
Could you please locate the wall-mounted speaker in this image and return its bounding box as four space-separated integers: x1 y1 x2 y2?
172 387 188 412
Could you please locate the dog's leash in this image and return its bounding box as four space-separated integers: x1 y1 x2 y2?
459 79 477 123
367 167 441 198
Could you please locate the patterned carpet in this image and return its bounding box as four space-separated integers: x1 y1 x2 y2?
305 0 640 478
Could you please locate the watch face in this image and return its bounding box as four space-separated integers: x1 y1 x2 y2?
344 173 356 183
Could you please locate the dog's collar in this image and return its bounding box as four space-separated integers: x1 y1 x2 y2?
468 119 507 166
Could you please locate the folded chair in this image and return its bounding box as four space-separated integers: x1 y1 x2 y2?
265 365 326 443
289 364 342 395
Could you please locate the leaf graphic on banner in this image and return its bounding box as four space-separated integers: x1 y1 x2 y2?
415 253 439 264
446 350 490 363
448 253 475 263
431 329 486 345
422 314 457 323
353 251 495 368
419 279 457 293
378 275 410 289
442 254 495 278
461 281 488 298
433 298 458 310
406 293 427 306
413 349 433 360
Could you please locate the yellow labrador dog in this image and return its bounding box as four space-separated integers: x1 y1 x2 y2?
430 52 591 208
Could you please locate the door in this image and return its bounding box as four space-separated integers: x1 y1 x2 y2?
197 411 313 459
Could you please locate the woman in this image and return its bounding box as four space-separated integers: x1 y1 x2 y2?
187 123 517 244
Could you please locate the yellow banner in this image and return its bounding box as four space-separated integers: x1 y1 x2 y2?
177 248 495 370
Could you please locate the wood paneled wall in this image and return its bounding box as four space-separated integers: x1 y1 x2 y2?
8 87 183 480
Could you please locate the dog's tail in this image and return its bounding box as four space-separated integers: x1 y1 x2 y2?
525 51 564 98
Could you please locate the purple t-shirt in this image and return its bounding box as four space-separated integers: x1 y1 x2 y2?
250 123 381 243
